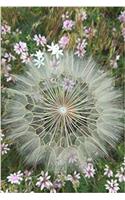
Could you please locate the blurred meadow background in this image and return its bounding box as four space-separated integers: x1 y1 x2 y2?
1 7 125 192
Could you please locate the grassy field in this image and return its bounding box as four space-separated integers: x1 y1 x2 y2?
1 7 125 193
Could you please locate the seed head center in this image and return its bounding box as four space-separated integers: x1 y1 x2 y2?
58 106 67 115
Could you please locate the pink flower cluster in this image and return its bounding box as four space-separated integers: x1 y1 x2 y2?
104 157 125 193
3 155 125 193
1 52 16 82
14 41 30 63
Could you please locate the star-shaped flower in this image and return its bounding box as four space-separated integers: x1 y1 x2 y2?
47 42 63 59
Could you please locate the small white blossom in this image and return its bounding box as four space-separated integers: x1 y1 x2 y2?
36 171 52 191
47 42 63 59
83 163 95 178
116 55 120 61
4 52 15 62
33 50 45 68
110 55 120 69
1 143 10 155
7 171 23 185
0 130 4 141
105 179 119 193
79 11 87 21
115 167 125 182
20 52 30 64
61 12 69 20
104 165 113 178
67 171 80 185
122 156 125 166
34 50 44 60
24 170 32 182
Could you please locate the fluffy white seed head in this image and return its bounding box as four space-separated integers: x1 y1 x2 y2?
2 52 123 173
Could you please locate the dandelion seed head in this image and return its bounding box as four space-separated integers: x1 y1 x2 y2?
2 52 123 173
58 106 68 115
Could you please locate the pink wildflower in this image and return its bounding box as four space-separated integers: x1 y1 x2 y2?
59 35 69 49
33 34 47 46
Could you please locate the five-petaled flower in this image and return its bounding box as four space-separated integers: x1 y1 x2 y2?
7 171 23 185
